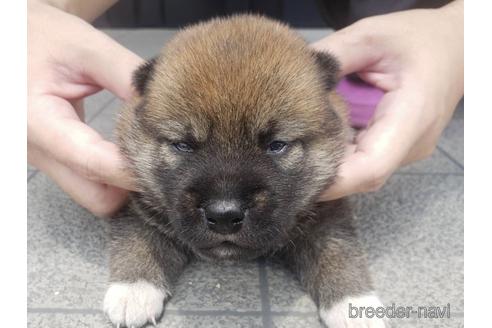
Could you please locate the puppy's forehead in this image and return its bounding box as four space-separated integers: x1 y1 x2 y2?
143 16 328 141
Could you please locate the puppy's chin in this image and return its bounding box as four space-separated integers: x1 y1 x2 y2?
194 242 263 262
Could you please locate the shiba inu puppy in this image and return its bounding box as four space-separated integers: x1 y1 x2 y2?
104 15 386 328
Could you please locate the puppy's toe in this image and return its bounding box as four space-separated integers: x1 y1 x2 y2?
103 280 169 327
319 293 388 328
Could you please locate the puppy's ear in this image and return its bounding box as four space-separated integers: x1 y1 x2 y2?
313 51 340 90
133 57 158 96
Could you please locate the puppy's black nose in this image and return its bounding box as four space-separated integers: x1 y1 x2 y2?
204 200 244 234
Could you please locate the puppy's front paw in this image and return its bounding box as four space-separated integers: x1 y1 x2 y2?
319 293 388 328
103 280 169 328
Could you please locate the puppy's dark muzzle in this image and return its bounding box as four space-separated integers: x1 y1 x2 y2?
200 200 244 234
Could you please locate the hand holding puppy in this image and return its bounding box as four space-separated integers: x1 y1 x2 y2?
28 0 463 215
313 0 463 200
27 0 141 216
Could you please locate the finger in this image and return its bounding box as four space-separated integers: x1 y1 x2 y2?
82 29 143 101
317 144 358 201
28 145 128 218
400 125 440 167
319 152 379 201
319 90 426 200
29 96 137 191
310 23 383 77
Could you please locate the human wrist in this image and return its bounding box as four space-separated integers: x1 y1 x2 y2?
440 0 463 17
29 0 117 22
439 1 464 105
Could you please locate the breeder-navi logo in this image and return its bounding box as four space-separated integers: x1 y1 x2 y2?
348 303 451 319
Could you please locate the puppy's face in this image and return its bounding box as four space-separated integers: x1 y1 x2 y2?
117 16 347 260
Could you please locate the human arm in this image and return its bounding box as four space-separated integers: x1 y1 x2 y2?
313 0 463 200
28 0 142 216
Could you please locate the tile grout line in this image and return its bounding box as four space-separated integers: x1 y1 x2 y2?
394 172 464 176
27 308 102 315
27 165 464 184
26 307 465 318
27 170 39 182
86 96 117 123
26 307 264 317
258 258 273 328
27 96 117 183
167 309 261 316
436 145 464 171
25 308 331 317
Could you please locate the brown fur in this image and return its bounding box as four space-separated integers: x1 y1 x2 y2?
107 15 377 328
117 16 346 189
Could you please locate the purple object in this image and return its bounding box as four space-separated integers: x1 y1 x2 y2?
336 77 384 128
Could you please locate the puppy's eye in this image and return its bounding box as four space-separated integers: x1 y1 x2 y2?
267 141 288 154
173 142 194 153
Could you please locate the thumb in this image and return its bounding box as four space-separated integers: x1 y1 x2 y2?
318 89 423 201
310 23 382 77
29 95 136 191
83 29 143 101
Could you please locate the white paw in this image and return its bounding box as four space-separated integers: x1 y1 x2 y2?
320 293 388 328
103 280 169 328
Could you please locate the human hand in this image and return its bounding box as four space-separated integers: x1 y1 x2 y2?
28 1 142 217
313 1 463 200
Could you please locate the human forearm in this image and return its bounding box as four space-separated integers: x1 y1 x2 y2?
30 0 118 22
439 0 464 104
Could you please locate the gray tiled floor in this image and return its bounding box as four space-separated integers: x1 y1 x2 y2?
27 29 464 327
